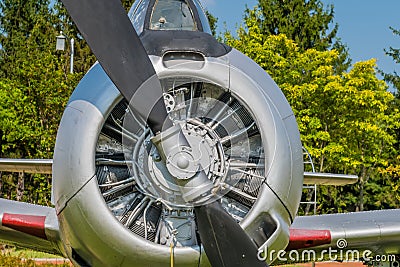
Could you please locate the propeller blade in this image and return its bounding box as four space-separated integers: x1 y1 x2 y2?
60 0 172 133
194 202 268 267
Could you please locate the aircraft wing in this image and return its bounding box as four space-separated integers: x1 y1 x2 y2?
0 198 64 256
303 172 358 185
289 209 400 257
1 159 360 186
0 159 53 174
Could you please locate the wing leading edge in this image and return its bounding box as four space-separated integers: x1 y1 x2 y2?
0 198 64 256
0 159 52 174
1 159 358 186
303 172 358 185
290 209 400 256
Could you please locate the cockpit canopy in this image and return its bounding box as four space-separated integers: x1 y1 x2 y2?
150 0 195 31
129 0 212 35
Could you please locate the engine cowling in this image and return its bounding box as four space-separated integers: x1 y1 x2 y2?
53 48 303 266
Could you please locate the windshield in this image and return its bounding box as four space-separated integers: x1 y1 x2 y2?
192 0 211 34
150 0 197 31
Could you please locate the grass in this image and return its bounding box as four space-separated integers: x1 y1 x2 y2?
0 253 305 267
0 246 69 266
0 253 70 266
8 248 63 259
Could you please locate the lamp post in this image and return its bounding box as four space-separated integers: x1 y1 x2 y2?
56 31 74 74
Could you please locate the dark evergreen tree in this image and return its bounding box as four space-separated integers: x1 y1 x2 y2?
51 0 135 74
240 0 351 72
382 27 400 95
53 1 96 74
206 10 218 36
0 0 55 77
252 0 338 51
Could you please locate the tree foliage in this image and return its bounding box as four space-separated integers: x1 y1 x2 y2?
52 0 96 74
249 0 338 51
225 15 400 212
206 10 218 36
121 0 136 12
381 27 400 204
0 0 138 204
237 1 351 75
382 27 400 94
0 0 399 215
0 0 83 204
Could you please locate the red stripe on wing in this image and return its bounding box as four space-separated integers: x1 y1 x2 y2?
287 229 331 250
2 213 47 240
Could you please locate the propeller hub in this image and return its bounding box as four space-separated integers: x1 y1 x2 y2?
176 155 190 169
140 120 226 207
166 146 198 180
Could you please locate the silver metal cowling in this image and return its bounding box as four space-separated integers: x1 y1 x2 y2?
52 48 303 266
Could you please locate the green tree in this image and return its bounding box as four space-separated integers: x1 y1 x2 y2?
380 155 400 205
52 0 135 73
121 0 136 12
235 1 351 73
0 0 80 204
225 16 400 213
0 0 54 77
206 10 218 36
381 27 400 205
250 0 338 51
382 27 400 93
53 0 96 74
0 0 137 203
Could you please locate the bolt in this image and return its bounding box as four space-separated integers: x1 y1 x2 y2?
153 153 161 162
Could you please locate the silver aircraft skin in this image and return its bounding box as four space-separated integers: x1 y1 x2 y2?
0 0 398 266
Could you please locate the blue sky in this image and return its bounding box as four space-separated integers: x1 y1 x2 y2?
201 0 400 91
